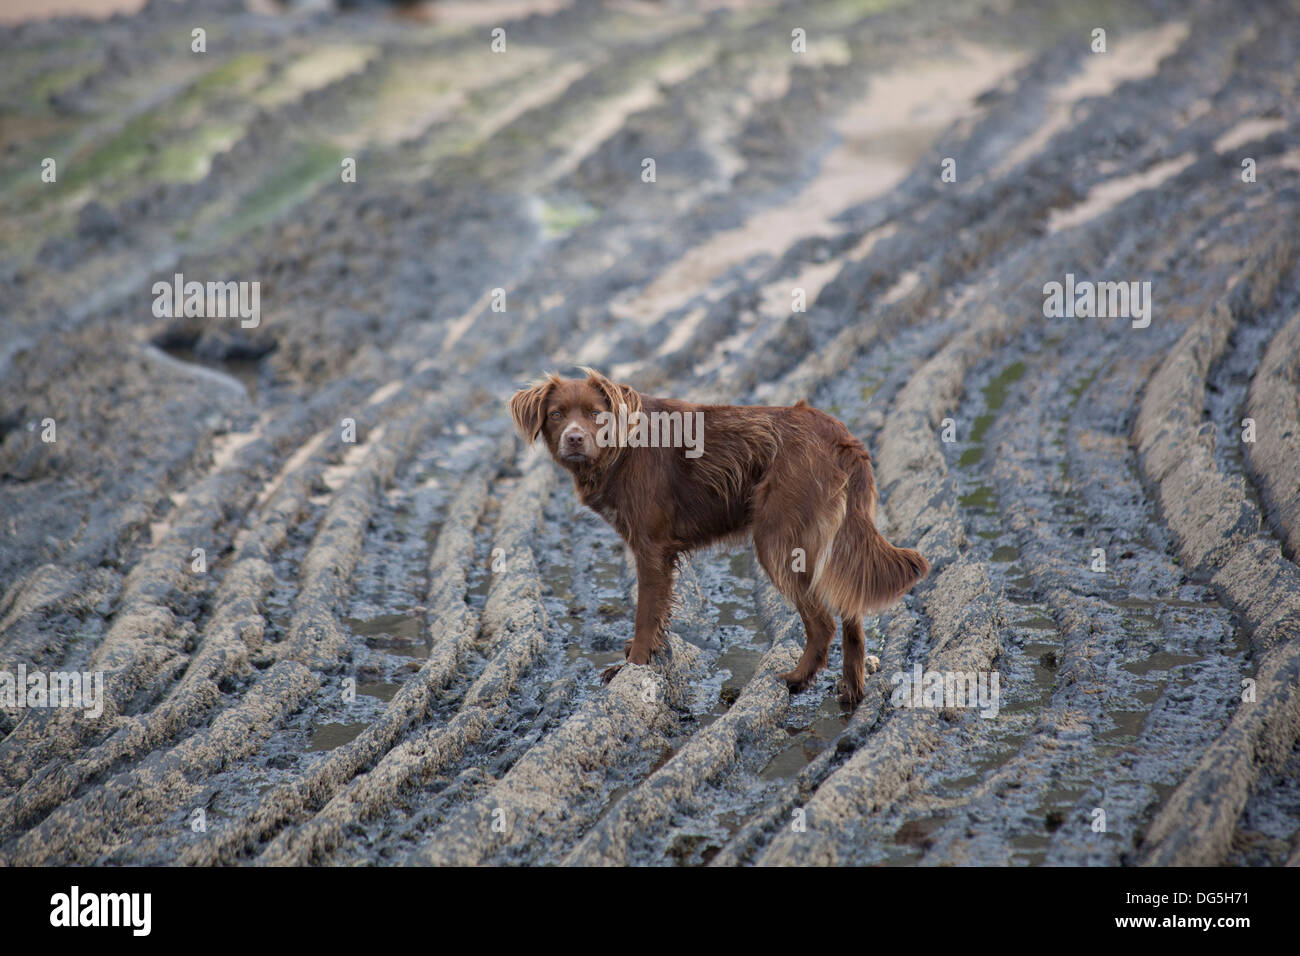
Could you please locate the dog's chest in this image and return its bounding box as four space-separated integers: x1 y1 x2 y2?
590 498 620 528
578 486 623 532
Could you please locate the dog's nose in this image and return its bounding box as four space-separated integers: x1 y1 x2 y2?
564 432 584 448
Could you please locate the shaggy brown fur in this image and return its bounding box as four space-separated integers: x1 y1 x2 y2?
509 368 929 705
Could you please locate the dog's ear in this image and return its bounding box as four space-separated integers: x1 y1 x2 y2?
509 377 556 442
582 367 642 419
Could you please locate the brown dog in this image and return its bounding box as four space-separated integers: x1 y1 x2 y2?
510 367 929 704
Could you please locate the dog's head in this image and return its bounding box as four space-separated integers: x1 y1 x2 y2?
509 367 642 470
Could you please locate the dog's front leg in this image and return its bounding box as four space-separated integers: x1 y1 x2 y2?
628 549 674 664
601 547 674 683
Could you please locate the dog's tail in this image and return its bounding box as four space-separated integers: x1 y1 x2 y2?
810 444 930 617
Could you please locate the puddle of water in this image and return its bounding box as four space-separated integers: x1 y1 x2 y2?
465 567 492 612
344 611 430 659
715 644 762 698
760 691 851 781
1011 615 1056 630
759 739 811 780
565 642 624 669
541 563 574 604
714 594 757 629
1114 594 1220 610
1009 784 1089 864
1133 684 1163 708
1021 642 1059 682
944 744 1021 794
1098 710 1147 743
307 721 369 752
357 681 403 702
893 813 951 850
145 343 260 402
1121 607 1159 634
1121 651 1201 677
590 555 627 593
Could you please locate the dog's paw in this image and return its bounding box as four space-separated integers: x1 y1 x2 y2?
600 662 625 684
777 669 813 695
622 640 661 666
619 639 655 667
836 678 865 708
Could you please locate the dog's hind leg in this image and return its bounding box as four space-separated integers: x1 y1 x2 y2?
839 616 866 705
777 593 835 694
751 459 845 696
754 535 832 691
753 518 834 694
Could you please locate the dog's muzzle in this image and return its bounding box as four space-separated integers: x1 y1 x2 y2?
560 424 591 461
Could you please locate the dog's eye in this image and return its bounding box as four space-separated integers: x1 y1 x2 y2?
589 409 601 419
549 410 561 420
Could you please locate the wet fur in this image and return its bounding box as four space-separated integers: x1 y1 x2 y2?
510 368 929 705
